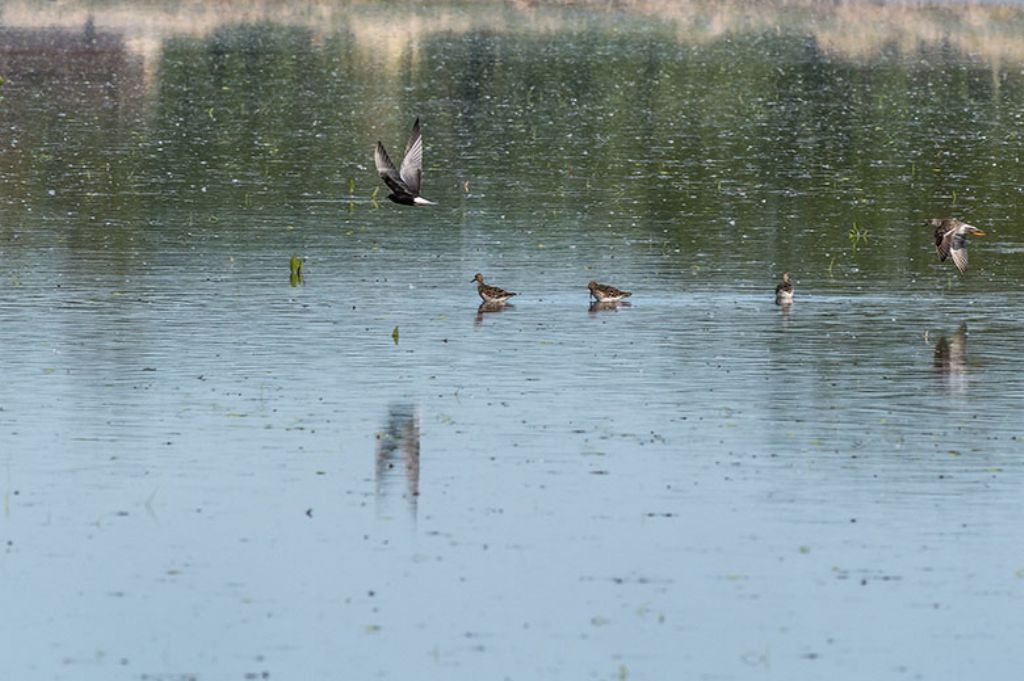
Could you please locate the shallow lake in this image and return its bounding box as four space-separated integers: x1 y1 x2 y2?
2 1 1024 679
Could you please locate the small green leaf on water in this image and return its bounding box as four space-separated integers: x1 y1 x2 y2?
289 255 304 286
348 178 356 194
392 326 399 344
618 665 629 680
847 221 869 250
799 545 811 554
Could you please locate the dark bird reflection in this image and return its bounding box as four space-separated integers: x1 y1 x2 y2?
588 300 632 315
374 403 420 519
933 323 969 389
474 301 512 327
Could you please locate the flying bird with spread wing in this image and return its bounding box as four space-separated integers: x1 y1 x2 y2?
930 218 985 274
374 117 435 206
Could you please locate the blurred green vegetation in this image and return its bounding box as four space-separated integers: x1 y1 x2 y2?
2 6 1023 286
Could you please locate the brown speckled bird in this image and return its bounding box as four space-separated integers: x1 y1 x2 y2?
775 272 793 305
471 273 517 303
930 218 985 274
587 280 632 302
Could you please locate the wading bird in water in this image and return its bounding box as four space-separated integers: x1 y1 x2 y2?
471 273 517 304
374 117 435 206
930 218 985 274
775 272 793 305
587 280 632 302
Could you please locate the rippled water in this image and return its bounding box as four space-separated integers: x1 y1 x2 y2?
2 2 1024 679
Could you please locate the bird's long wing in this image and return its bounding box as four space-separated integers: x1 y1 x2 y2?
399 118 423 195
950 234 969 273
376 141 411 195
935 225 955 262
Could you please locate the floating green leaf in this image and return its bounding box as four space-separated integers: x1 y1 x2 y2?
847 221 869 251
392 326 399 344
290 255 304 287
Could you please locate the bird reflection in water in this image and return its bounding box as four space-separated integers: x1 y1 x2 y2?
588 300 631 315
474 300 512 327
777 300 792 322
374 403 420 519
933 323 969 390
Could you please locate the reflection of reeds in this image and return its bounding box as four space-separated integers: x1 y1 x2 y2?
4 0 1024 72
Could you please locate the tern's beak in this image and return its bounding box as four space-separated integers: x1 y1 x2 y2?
973 230 986 237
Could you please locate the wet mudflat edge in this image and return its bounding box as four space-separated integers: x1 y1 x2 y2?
2 2 1024 680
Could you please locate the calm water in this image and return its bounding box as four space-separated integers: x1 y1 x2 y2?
2 2 1024 679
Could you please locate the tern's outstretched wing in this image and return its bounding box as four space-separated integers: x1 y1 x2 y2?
398 118 423 194
376 141 411 197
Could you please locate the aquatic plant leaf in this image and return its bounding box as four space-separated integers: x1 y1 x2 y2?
392 326 399 344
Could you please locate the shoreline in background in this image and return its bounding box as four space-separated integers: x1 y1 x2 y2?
2 0 1024 71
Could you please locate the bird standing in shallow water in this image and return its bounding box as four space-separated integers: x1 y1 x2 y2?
374 118 435 206
775 272 793 305
471 273 517 304
587 281 632 302
930 218 985 274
